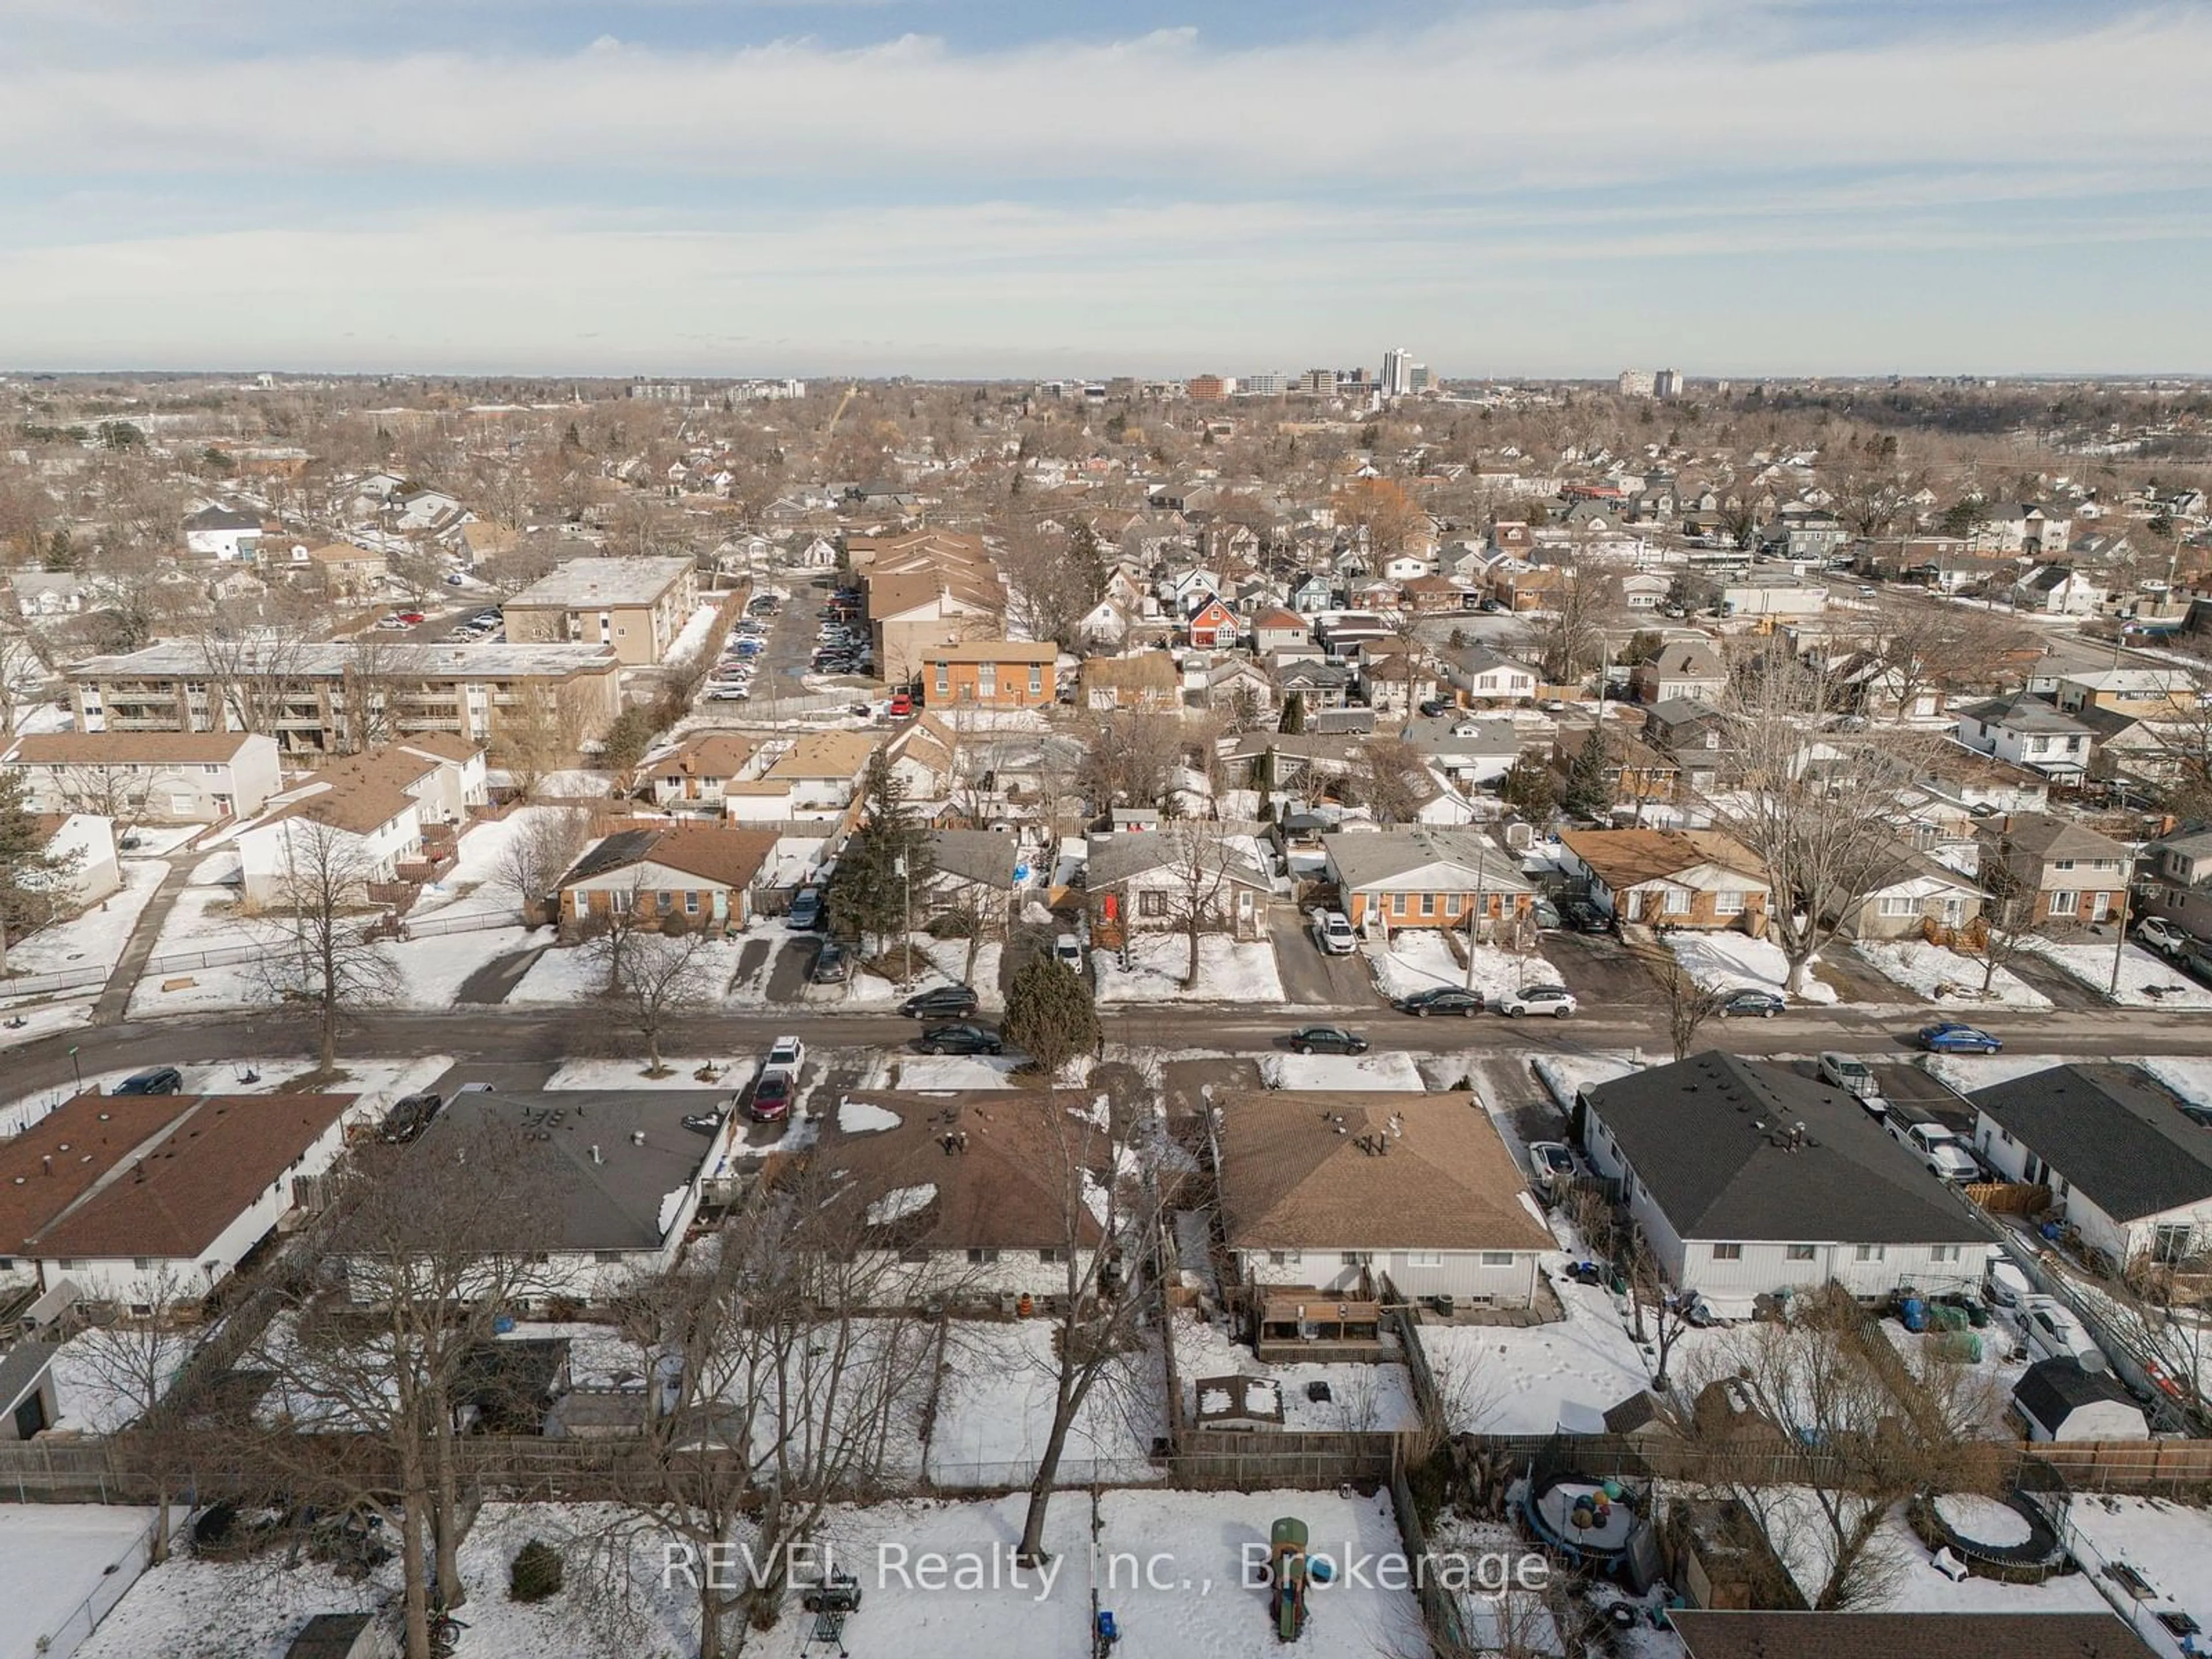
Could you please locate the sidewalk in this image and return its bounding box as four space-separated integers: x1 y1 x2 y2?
91 857 198 1024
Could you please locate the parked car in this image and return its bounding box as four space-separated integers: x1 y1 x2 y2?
1531 897 1563 930
1984 1256 2033 1312
889 691 914 718
914 1023 1004 1056
787 888 824 930
765 1035 806 1075
1496 984 1577 1018
1559 898 1610 934
1418 698 1453 718
747 1070 794 1123
378 1091 443 1143
1528 1141 1577 1198
1396 986 1484 1018
1286 1025 1368 1055
1816 1052 1881 1101
1310 908 1357 956
899 983 979 1019
809 940 851 984
1721 988 1787 1018
2134 917 2193 958
1054 933 1084 969
2017 1295 2107 1369
112 1066 184 1095
1917 1021 2002 1054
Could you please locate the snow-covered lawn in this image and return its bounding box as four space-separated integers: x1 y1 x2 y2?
892 1055 1022 1089
1921 1053 2067 1092
2066 1494 2212 1641
544 1058 740 1090
75 1537 391 1659
409 805 571 916
1852 940 2052 1010
1259 1051 1427 1092
1531 1053 1643 1110
5 858 168 980
2016 933 2212 1009
1666 931 1839 1004
1366 930 1557 1002
927 1321 1164 1487
0 1506 164 1659
1770 1499 2107 1616
1172 1311 1421 1433
1095 1486 1426 1659
2141 1055 2212 1108
1093 934 1284 1005
45 1328 199 1434
0 994 96 1051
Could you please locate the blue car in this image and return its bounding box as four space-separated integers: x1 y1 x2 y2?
1917 1022 2002 1054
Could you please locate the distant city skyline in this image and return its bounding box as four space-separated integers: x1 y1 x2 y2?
1 1 2207 377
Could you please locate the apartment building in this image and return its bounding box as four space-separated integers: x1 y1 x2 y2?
67 641 623 756
919 640 1058 708
502 556 699 665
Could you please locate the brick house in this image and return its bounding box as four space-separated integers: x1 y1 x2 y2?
919 639 1058 708
1321 828 1533 933
558 824 781 933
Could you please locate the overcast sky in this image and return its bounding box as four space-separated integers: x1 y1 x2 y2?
1 0 2206 378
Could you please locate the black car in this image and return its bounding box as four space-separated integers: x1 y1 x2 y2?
809 940 851 984
1287 1025 1369 1055
1720 988 1787 1018
1418 698 1453 718
1396 986 1484 1018
1559 898 1611 934
900 983 980 1019
915 1023 1004 1056
112 1066 184 1096
378 1091 444 1143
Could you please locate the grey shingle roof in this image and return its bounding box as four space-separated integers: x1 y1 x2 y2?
1969 1065 2212 1224
2014 1357 2138 1433
1321 828 1529 893
1584 1052 1987 1245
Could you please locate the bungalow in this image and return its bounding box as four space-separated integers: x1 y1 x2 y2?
1441 643 1539 704
1079 653 1181 712
1398 715 1525 787
557 823 780 933
1211 1092 1554 1330
722 731 878 823
1086 829 1271 945
1557 828 1769 929
1275 660 1357 711
812 1089 1104 1304
2010 565 2105 616
1576 1052 1988 1313
1968 1065 2212 1271
347 1090 737 1305
181 503 264 560
1357 652 1442 716
1399 575 1466 615
1321 827 1532 933
1832 847 1984 940
2 1090 355 1308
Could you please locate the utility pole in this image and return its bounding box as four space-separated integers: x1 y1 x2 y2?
2109 864 2133 1000
895 854 913 985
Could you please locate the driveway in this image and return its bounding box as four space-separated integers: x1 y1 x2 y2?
1541 929 1664 1009
1268 904 1374 1007
763 935 819 1002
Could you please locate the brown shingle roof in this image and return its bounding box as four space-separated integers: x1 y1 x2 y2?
1560 827 1766 888
18 1093 353 1260
266 745 442 836
1214 1092 1553 1253
813 1090 1104 1250
0 1094 199 1253
9 731 263 767
642 825 780 889
644 732 762 782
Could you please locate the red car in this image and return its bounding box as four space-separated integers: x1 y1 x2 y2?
396 611 426 624
888 691 914 718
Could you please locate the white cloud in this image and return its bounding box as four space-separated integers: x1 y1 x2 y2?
0 5 2204 192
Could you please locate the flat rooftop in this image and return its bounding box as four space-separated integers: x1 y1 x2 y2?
69 640 620 680
506 557 695 609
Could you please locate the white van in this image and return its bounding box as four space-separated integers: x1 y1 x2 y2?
1054 933 1084 969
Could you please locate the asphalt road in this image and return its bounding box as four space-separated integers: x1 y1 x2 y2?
19 999 2212 1107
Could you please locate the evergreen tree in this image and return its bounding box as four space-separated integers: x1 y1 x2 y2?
1561 726 1614 821
0 767 79 972
1498 754 1559 819
1278 691 1307 734
827 752 934 956
1001 954 1100 1078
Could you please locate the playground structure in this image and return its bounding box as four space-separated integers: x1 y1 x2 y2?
1267 1516 1335 1642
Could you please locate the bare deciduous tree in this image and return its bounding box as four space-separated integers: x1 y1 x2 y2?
591 919 717 1076
491 805 590 926
252 817 402 1074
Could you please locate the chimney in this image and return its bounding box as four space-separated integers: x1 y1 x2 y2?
590 1144 603 1165
41 1154 54 1177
